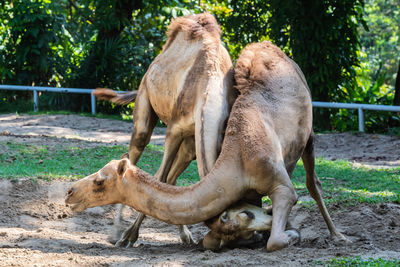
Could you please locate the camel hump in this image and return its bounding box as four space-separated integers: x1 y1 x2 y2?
234 41 288 94
164 13 221 50
93 88 137 105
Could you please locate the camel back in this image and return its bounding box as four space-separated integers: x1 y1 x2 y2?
234 41 297 94
163 13 221 50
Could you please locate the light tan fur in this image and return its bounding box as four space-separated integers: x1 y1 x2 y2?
67 41 348 251
93 13 235 247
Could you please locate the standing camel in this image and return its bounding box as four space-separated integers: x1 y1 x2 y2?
94 13 235 247
67 41 348 251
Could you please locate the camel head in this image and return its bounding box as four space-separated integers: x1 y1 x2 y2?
203 203 272 250
66 159 131 212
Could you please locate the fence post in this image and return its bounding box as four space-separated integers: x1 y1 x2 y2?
358 108 365 132
33 90 39 112
91 92 96 115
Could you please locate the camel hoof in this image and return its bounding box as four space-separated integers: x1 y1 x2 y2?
115 229 139 248
180 227 195 245
332 232 352 244
286 229 300 246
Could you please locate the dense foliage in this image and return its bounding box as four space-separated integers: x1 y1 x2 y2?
0 0 399 132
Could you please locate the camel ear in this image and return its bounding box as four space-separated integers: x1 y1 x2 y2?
120 152 129 160
117 159 129 177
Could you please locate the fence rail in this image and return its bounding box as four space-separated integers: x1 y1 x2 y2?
312 101 400 132
1 85 399 132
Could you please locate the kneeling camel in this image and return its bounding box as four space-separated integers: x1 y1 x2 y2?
67 41 348 251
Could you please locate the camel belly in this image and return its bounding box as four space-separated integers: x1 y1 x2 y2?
145 55 199 124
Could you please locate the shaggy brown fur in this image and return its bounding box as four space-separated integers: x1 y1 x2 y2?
163 13 221 50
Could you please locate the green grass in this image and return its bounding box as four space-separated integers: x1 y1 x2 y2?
0 141 398 204
292 159 400 205
0 142 199 184
316 256 400 266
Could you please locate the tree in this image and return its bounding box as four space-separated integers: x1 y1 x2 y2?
359 0 400 87
70 0 143 89
267 0 365 130
0 0 67 86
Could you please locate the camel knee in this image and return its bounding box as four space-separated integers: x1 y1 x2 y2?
272 185 298 207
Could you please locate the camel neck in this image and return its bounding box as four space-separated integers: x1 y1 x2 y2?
120 161 247 225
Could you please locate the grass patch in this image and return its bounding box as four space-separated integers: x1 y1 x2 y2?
0 142 199 183
292 158 400 205
0 141 398 204
316 256 400 266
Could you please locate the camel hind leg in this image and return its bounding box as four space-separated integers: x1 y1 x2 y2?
302 133 350 242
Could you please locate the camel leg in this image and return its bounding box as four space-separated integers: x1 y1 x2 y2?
153 123 185 182
267 165 299 252
128 88 158 165
302 133 350 243
165 137 196 245
115 213 145 247
115 137 196 247
114 88 158 247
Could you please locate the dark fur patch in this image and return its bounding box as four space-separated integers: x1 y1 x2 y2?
241 210 255 220
93 186 105 193
117 159 128 176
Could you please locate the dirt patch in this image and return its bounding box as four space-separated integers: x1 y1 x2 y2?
0 114 399 266
0 114 166 146
0 180 399 266
315 132 400 167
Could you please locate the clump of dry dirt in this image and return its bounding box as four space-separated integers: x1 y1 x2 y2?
0 114 399 266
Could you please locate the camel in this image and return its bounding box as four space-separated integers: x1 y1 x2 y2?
93 13 235 247
66 41 349 251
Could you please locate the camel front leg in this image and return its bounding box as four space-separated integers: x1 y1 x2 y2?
165 137 196 245
114 87 158 247
267 168 299 252
115 137 196 247
128 87 159 165
302 133 350 243
115 213 145 248
154 123 185 182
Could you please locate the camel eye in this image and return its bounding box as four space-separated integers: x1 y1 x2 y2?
95 180 104 186
240 210 255 219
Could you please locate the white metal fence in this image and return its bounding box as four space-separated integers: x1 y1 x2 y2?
1 85 399 132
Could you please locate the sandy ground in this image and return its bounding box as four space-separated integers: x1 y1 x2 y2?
0 114 399 266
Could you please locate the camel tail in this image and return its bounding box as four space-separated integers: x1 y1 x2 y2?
93 88 138 105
